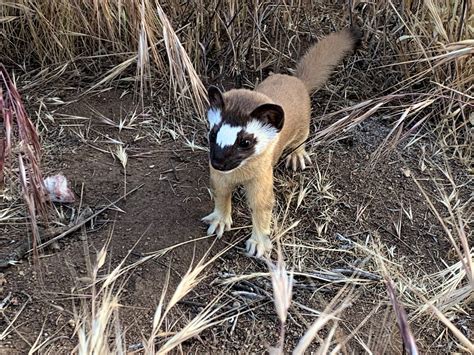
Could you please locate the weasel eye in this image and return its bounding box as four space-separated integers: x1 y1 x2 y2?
238 139 251 149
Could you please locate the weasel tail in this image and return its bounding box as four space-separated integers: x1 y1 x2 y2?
202 27 362 258
295 27 362 92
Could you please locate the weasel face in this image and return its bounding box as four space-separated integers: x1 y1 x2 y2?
206 86 285 173
208 119 258 171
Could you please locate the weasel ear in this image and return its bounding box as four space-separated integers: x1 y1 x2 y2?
250 103 285 131
208 86 224 110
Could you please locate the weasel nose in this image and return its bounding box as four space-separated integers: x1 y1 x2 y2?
210 147 228 171
211 159 226 171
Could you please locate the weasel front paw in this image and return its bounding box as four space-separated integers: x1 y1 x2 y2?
285 148 311 171
245 233 272 258
202 210 232 238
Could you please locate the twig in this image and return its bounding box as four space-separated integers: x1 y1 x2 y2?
331 268 382 281
0 185 142 269
0 208 94 268
386 277 419 355
29 184 143 253
0 292 31 341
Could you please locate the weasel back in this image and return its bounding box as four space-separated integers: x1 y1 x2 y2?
255 74 311 163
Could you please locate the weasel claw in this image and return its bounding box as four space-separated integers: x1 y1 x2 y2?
202 211 232 238
285 149 311 171
245 234 272 258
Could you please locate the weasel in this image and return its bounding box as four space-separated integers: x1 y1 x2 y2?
203 27 362 258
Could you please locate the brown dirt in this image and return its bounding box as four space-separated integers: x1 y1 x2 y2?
1 90 216 352
0 85 470 354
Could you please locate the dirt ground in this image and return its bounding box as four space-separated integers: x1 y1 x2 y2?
0 84 471 353
1 90 216 351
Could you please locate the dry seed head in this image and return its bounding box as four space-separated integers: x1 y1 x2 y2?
268 258 293 324
114 145 128 169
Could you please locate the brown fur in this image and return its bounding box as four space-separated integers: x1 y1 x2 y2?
203 27 362 257
256 74 311 164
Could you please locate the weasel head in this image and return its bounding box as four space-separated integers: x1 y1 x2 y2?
206 86 284 172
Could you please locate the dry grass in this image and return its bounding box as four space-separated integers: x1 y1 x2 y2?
1 0 206 117
1 0 472 353
0 64 50 255
2 1 471 161
70 231 242 354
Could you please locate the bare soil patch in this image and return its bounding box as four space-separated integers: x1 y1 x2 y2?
1 90 215 352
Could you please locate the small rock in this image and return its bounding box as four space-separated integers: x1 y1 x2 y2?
51 241 61 251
